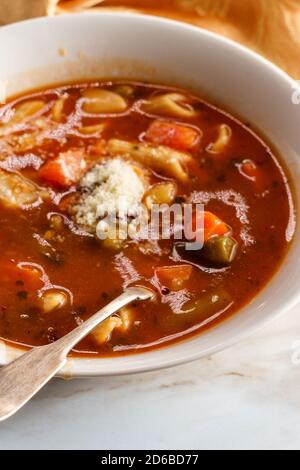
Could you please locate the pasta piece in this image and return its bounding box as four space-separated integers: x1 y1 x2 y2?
49 214 64 231
142 93 197 119
40 290 67 313
107 139 192 182
113 84 136 98
13 100 45 122
92 317 122 345
8 117 50 151
92 306 135 345
81 89 128 114
0 100 45 136
11 132 41 152
144 182 177 209
101 237 125 252
206 124 232 154
77 123 106 135
0 169 42 208
1 101 45 132
118 307 134 332
51 98 66 122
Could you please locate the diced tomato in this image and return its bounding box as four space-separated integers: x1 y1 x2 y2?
156 265 193 291
145 120 200 152
2 262 44 291
39 150 87 188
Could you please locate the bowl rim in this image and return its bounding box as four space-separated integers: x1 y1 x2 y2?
0 9 296 85
0 12 299 377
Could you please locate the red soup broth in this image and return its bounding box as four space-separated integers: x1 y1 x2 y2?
0 81 295 356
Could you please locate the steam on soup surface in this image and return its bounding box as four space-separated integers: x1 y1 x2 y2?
0 81 294 355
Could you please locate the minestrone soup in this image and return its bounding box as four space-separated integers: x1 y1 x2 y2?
0 81 295 355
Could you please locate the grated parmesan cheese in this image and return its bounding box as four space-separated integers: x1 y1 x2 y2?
73 158 146 235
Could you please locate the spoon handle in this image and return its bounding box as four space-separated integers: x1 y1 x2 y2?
0 286 153 422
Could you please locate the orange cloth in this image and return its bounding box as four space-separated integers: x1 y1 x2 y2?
60 0 300 78
0 0 58 25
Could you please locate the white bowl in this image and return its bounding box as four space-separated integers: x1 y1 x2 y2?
0 13 299 377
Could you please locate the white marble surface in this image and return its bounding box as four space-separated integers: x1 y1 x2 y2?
1 303 300 450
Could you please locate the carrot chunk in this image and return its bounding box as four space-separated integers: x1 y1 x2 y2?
39 150 87 188
156 265 193 291
203 211 230 241
185 211 230 244
145 120 200 152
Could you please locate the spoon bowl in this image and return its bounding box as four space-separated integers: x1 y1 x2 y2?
0 287 154 421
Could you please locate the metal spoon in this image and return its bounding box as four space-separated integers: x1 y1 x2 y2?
0 286 153 422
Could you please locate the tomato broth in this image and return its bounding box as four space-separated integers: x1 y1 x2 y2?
0 81 294 355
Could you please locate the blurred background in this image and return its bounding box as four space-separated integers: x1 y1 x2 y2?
1 1 300 77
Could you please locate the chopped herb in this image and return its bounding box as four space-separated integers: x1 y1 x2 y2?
229 157 241 167
42 249 64 265
17 291 28 300
101 292 109 301
217 173 227 182
161 287 170 295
